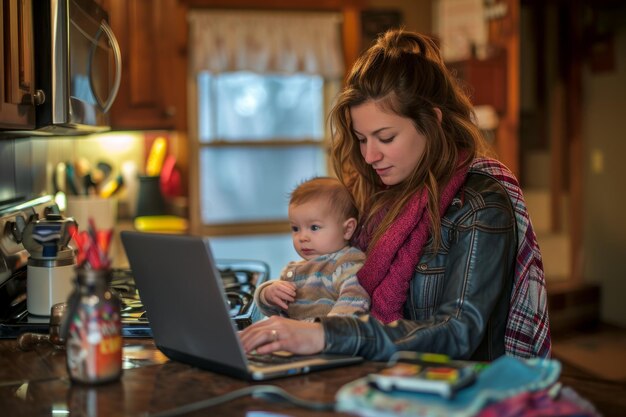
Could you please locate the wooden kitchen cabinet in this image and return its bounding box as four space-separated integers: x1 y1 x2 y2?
0 0 37 130
448 51 507 115
103 0 188 131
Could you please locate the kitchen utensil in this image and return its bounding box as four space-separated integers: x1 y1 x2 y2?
145 137 167 176
74 157 90 179
74 157 98 195
91 160 113 189
17 302 68 350
121 160 139 217
53 162 66 194
96 161 113 179
65 163 81 195
99 174 124 199
159 155 182 198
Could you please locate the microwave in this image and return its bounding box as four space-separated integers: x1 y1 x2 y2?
32 0 121 134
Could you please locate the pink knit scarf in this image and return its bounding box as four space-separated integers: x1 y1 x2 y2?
357 161 469 323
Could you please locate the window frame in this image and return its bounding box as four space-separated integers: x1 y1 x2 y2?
189 74 340 237
186 3 363 237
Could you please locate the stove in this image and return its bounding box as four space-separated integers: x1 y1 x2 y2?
0 195 270 338
0 195 60 337
0 261 268 338
108 259 269 337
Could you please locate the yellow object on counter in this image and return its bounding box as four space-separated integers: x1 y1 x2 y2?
133 215 188 233
145 137 167 176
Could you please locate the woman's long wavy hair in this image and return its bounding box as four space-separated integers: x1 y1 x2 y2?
330 29 491 252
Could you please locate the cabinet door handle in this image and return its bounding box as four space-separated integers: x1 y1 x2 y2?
164 106 177 118
32 90 46 106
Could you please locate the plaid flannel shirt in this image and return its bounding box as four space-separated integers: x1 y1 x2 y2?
472 158 552 358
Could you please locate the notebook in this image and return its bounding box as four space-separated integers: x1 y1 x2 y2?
120 231 364 381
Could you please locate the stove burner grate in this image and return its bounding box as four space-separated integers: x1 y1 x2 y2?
0 259 270 338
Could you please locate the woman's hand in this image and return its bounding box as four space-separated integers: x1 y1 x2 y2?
262 280 297 311
239 316 325 355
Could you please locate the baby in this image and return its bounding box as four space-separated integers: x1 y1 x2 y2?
254 177 369 321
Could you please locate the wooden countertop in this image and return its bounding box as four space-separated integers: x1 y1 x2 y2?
1 338 624 417
0 339 379 416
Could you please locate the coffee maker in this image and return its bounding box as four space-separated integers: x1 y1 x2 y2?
21 213 77 316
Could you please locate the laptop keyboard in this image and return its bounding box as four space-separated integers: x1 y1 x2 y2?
247 353 301 366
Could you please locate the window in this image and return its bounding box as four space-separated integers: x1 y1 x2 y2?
199 72 324 142
197 72 330 226
188 11 345 275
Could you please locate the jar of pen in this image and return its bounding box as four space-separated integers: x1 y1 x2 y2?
65 219 122 385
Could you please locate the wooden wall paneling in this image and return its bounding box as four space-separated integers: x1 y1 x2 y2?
549 81 565 234
566 0 584 283
187 74 200 234
488 0 520 177
341 3 362 72
532 0 547 149
182 0 359 10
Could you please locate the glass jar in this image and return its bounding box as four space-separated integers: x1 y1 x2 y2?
65 268 122 384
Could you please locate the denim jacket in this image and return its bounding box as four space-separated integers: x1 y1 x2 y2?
320 170 517 361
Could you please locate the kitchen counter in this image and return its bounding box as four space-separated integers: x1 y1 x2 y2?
0 339 378 417
1 338 625 417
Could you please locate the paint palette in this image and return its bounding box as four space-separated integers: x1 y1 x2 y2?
368 362 477 399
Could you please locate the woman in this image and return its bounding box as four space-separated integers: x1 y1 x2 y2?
240 29 550 361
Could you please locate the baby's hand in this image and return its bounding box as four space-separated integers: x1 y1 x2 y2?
263 281 297 311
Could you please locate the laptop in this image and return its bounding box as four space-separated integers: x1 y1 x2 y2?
120 231 364 380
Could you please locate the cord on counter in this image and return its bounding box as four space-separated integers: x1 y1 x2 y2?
144 385 336 417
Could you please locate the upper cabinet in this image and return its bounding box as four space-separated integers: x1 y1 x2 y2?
448 52 507 115
103 0 188 131
102 0 364 132
0 0 37 130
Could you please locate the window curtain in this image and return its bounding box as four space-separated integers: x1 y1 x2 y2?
188 11 345 78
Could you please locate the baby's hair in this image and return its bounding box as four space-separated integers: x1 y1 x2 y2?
290 177 358 222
